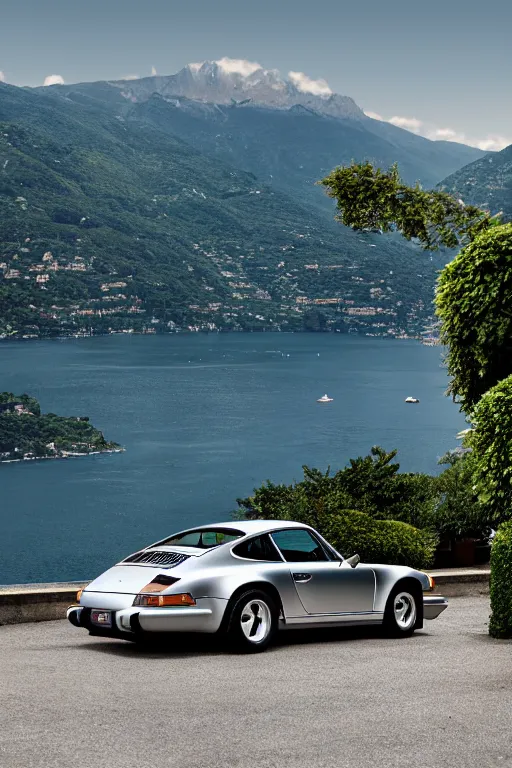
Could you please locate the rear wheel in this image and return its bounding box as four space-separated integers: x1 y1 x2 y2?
225 590 278 653
383 586 418 637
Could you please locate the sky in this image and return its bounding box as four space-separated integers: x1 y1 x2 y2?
0 0 510 150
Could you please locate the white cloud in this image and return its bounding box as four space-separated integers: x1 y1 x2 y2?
364 109 510 152
191 59 332 96
426 126 510 151
288 70 332 96
43 74 64 86
0 71 5 82
364 110 383 121
475 136 510 151
215 57 262 77
388 115 423 133
121 74 139 81
430 127 459 141
151 66 157 76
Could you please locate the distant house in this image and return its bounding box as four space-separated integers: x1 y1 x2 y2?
0 402 32 416
0 402 23 414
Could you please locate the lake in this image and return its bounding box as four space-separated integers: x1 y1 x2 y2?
0 334 466 584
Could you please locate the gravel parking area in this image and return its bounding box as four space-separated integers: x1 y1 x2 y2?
1 596 511 768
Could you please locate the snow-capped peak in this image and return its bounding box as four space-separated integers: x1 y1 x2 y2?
214 57 263 77
182 59 330 96
113 58 363 120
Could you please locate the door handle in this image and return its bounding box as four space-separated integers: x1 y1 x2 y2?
293 573 312 583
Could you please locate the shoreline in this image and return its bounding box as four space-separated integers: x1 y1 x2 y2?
0 448 124 465
0 330 440 345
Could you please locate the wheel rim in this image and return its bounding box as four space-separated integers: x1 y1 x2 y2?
240 599 272 643
393 592 416 631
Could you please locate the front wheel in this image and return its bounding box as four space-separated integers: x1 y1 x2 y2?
383 586 418 637
225 590 278 653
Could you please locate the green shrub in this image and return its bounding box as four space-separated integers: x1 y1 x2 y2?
470 376 512 526
322 510 437 570
238 493 436 569
236 457 438 568
236 449 440 532
489 521 512 639
434 450 491 540
436 223 512 412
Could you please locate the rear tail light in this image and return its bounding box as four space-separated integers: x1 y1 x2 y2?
76 586 89 603
133 593 196 607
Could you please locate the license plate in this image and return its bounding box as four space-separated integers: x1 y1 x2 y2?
91 610 112 627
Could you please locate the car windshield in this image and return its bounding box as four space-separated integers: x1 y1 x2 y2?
157 528 244 549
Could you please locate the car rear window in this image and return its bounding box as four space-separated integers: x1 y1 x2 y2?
158 528 244 549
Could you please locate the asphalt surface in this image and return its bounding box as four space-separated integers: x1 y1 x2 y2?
1 596 511 768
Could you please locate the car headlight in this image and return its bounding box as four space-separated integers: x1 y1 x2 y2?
133 593 196 607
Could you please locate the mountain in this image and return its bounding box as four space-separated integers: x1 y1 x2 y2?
46 62 485 201
110 61 365 120
439 144 512 219
0 80 447 339
131 96 488 213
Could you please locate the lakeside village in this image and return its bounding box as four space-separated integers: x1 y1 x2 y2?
0 394 122 464
0 233 440 344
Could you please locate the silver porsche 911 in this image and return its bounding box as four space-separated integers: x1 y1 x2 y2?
68 520 448 652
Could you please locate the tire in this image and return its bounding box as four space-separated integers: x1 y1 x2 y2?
383 584 419 637
225 589 278 653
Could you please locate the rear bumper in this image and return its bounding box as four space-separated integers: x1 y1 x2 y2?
423 595 448 620
67 597 227 637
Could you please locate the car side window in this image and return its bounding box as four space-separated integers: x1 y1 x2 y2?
232 534 282 562
271 530 329 563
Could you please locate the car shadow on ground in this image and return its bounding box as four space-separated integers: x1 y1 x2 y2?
78 625 430 659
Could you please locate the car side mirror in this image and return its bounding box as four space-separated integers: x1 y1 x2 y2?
345 554 360 568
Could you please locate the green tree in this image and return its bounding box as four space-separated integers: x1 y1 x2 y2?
320 161 492 250
335 446 438 529
236 475 436 569
237 447 440 533
469 376 512 526
320 161 511 411
436 223 512 411
434 450 489 539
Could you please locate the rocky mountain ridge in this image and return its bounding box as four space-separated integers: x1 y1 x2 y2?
109 61 365 120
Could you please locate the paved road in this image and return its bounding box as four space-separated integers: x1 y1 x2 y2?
1 597 511 768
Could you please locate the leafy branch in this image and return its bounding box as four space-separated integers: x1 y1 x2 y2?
319 161 497 250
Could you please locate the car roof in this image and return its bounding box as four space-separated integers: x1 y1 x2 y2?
177 520 311 537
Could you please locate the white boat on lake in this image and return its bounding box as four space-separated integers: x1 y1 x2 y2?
405 396 420 403
317 394 333 403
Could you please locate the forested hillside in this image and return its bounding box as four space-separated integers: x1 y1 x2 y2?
0 80 451 338
440 144 512 219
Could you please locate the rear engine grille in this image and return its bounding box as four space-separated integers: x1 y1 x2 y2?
123 551 190 568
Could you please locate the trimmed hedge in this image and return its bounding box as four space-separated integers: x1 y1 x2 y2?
470 375 512 526
489 521 512 638
320 510 437 570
